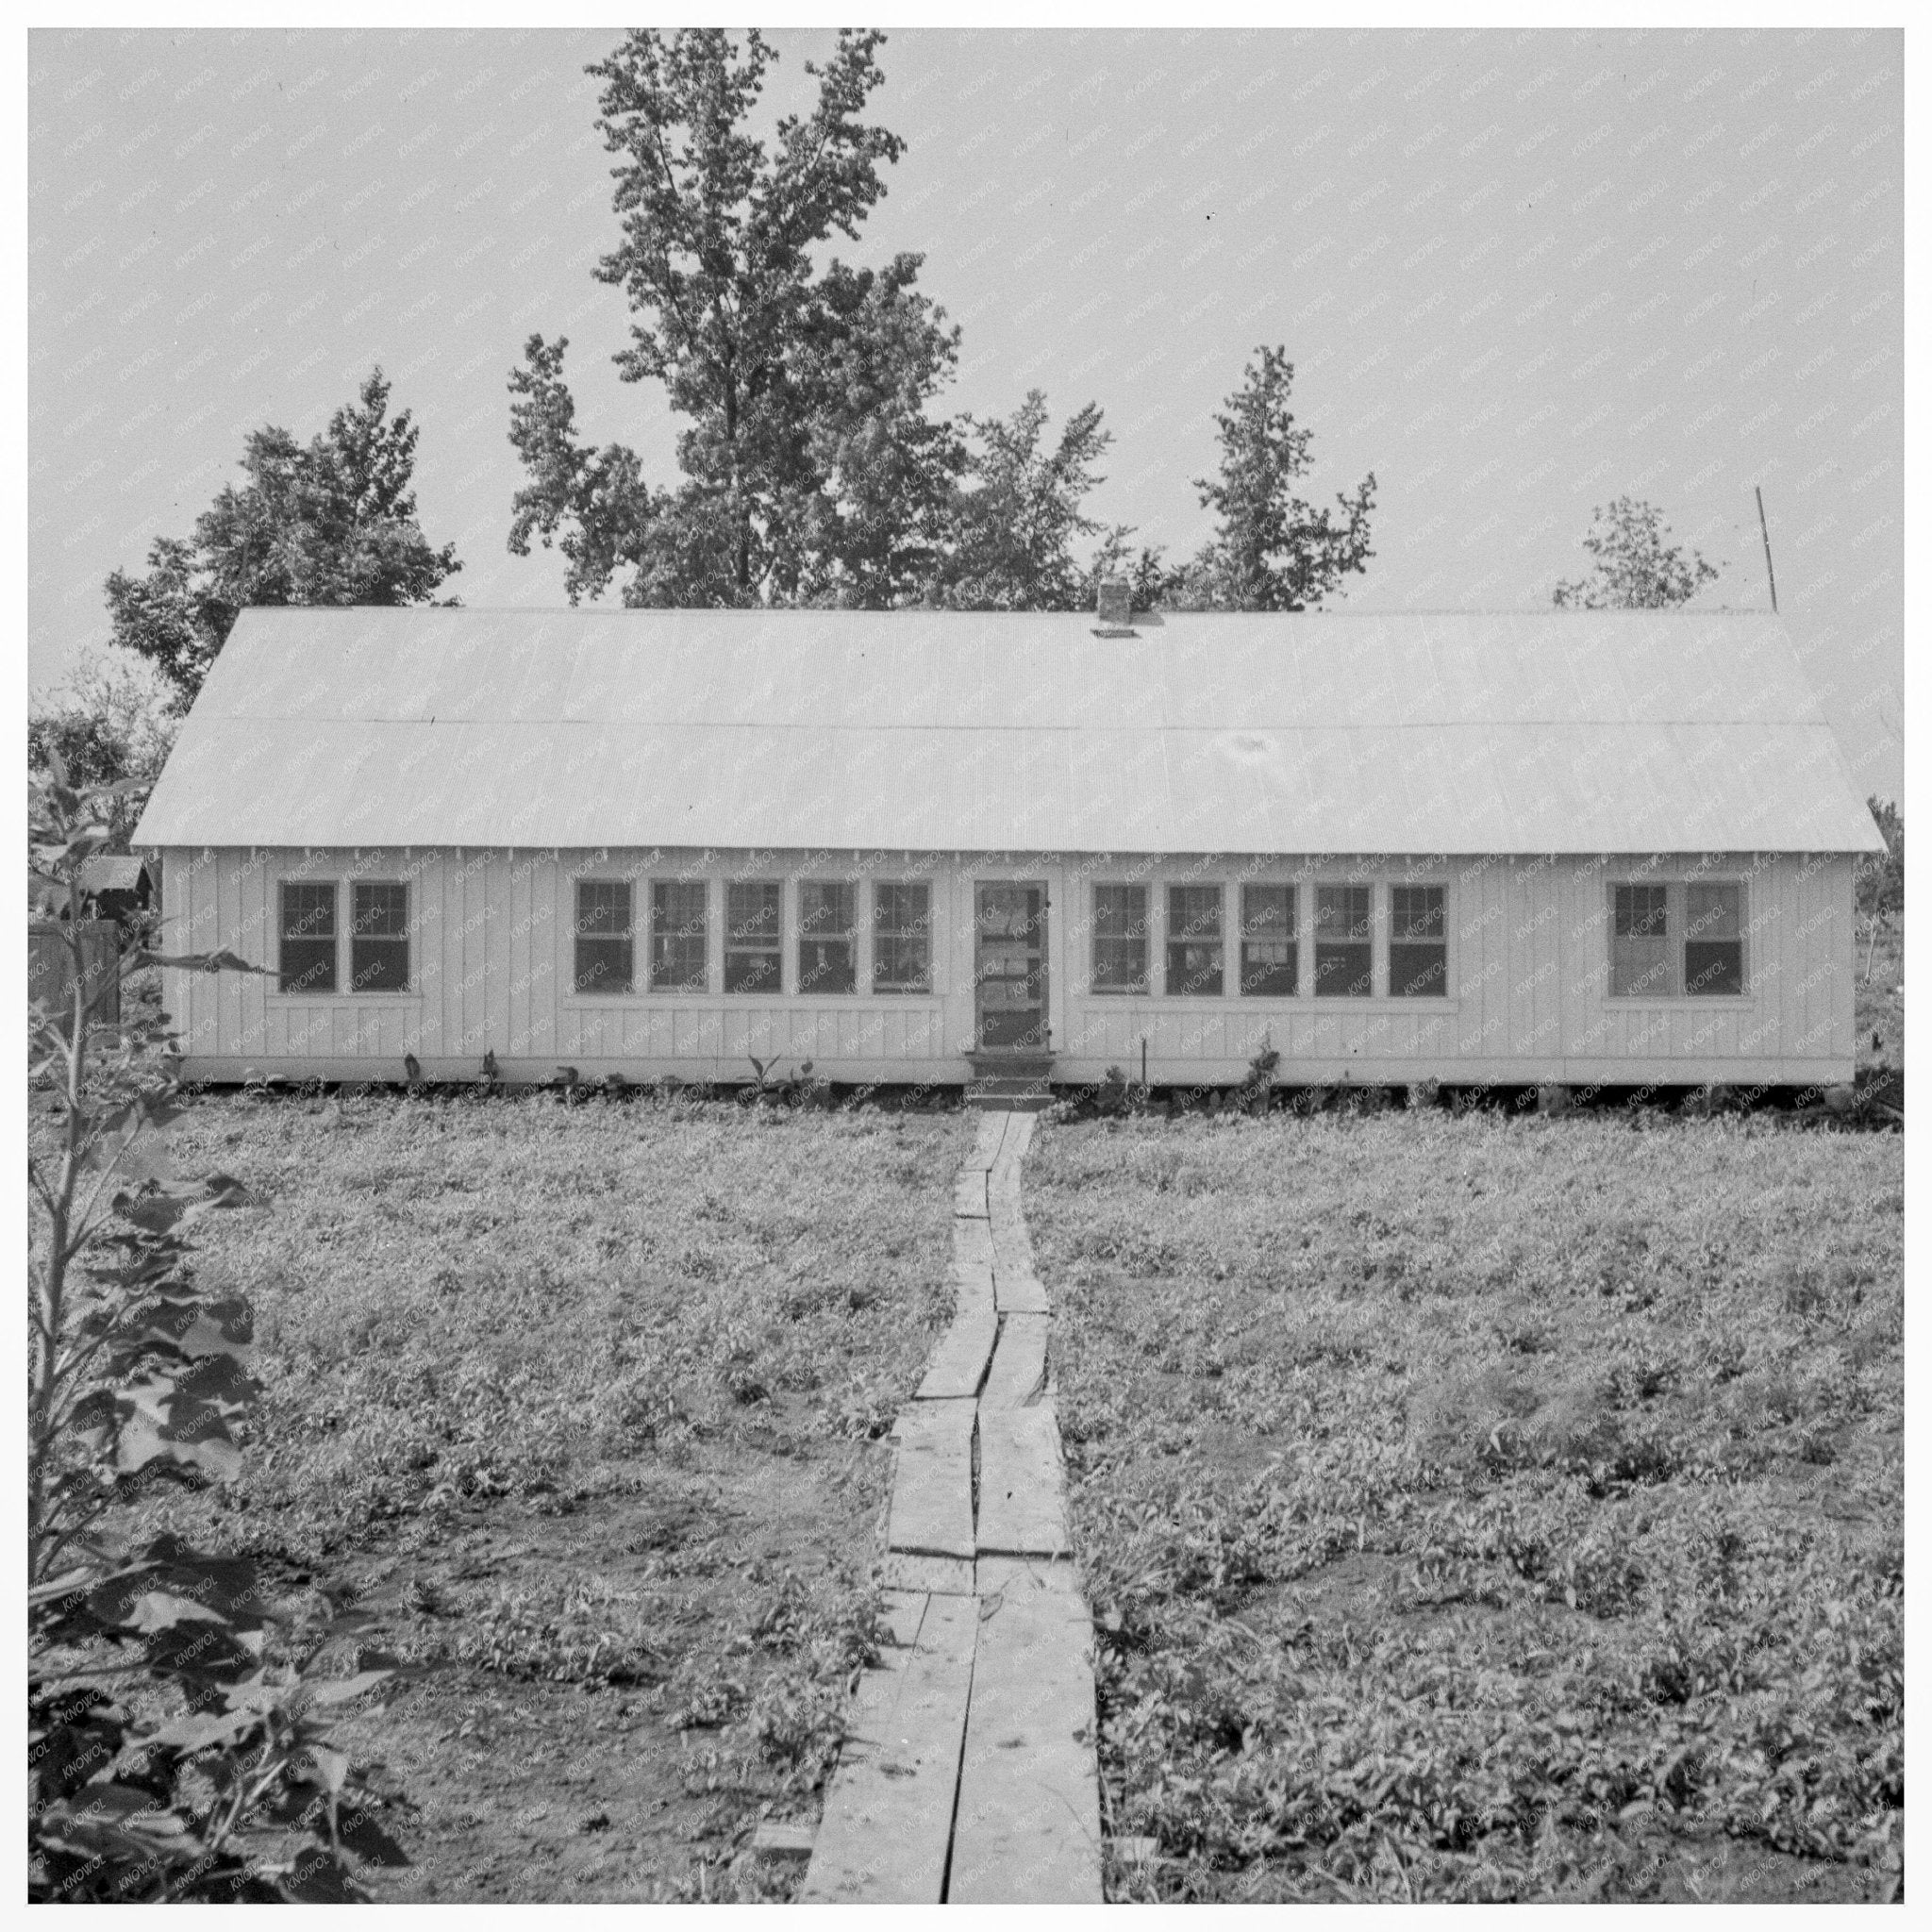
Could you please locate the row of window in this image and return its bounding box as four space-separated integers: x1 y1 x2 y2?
574 879 934 998
270 877 1749 1001
1093 883 1449 998
271 877 937 998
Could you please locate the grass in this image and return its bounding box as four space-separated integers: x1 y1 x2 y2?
92 1086 970 1901
1027 1108 1903 1904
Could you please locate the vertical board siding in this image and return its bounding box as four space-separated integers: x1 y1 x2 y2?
170 847 1859 1080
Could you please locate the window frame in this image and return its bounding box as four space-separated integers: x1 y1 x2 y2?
1312 882 1375 998
1238 883 1297 998
1090 881 1151 995
1388 882 1450 1000
797 878 860 997
648 878 710 993
276 878 340 997
872 879 934 995
348 878 412 994
1605 877 1752 1003
572 876 637 998
1164 883 1225 998
724 878 783 996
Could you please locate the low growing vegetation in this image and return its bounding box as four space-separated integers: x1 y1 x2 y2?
1029 1110 1902 1904
63 1089 966 1900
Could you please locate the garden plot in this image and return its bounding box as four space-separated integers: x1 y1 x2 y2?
106 1089 968 1902
1027 1109 1903 1905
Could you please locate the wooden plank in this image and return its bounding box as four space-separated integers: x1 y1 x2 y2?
915 1306 998 1402
877 1553 975 1595
886 1400 976 1558
991 1238 1048 1315
975 1404 1070 1558
800 1592 977 1905
995 1108 1037 1165
955 1211 997 1280
949 1560 1102 1904
981 1313 1049 1410
953 1168 990 1219
963 1110 1008 1173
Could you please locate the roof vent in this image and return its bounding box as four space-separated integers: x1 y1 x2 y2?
1092 575 1136 637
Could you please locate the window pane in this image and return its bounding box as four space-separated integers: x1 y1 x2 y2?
1613 885 1668 939
1315 885 1372 941
1610 938 1673 998
799 881 855 937
575 880 632 939
799 941 856 994
1091 884 1148 992
1391 885 1444 941
1685 941 1743 996
652 881 708 991
874 881 931 991
279 881 337 994
575 880 632 994
726 881 781 943
1314 943 1373 997
575 938 633 995
348 881 410 992
1390 942 1446 997
1686 882 1740 941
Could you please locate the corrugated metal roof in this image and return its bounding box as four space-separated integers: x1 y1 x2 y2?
133 608 1883 853
77 856 152 891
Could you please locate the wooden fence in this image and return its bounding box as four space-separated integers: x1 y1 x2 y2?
29 921 122 1034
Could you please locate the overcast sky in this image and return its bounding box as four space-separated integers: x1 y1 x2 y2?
28 25 1903 796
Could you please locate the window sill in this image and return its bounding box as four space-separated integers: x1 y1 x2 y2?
1080 992 1461 1012
1601 995 1757 1009
268 990 423 1002
559 992 941 1008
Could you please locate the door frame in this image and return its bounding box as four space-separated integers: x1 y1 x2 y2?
973 877 1050 1053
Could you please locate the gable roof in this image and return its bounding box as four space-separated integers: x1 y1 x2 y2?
132 607 1883 855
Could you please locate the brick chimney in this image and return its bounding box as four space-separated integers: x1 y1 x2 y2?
1094 575 1133 630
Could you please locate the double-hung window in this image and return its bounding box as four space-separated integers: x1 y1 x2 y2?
724 881 782 994
575 880 634 994
1091 884 1149 993
350 881 411 992
798 881 857 994
1389 885 1447 997
1609 884 1672 998
873 881 932 993
1166 885 1224 996
651 881 709 991
278 881 338 995
1313 885 1373 996
1240 885 1296 996
1684 882 1745 996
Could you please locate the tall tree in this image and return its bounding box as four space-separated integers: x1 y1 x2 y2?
1553 497 1720 609
1174 346 1376 611
507 28 962 608
936 391 1124 611
104 370 459 700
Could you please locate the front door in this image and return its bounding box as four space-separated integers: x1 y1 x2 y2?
974 882 1048 1051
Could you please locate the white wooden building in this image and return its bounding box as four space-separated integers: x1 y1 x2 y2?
132 601 1881 1091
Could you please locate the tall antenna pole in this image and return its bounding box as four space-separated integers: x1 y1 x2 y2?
1755 485 1778 613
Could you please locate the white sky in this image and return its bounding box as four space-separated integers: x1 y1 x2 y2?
26 25 1904 797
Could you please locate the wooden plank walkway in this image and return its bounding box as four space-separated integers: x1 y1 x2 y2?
804 1108 1102 1904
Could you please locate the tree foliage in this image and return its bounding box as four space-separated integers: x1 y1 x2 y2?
1553 497 1720 610
1171 345 1376 611
935 391 1125 612
27 651 182 849
508 28 963 608
28 758 408 1900
105 370 460 701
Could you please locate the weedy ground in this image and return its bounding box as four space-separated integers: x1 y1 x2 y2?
103 1089 967 1902
1028 1110 1903 1904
